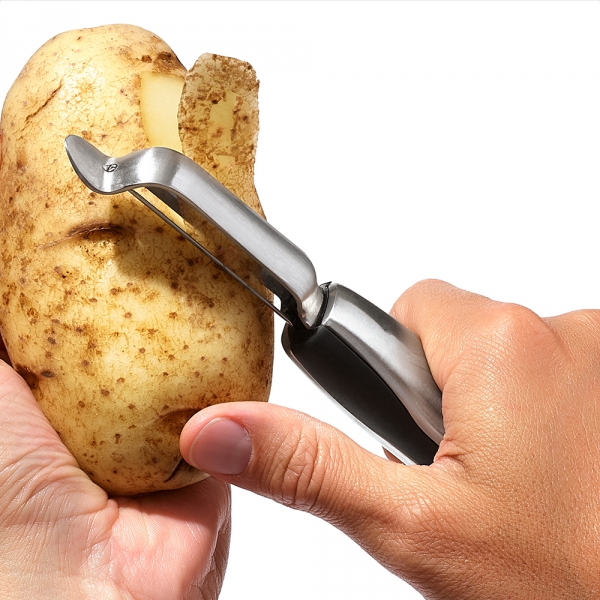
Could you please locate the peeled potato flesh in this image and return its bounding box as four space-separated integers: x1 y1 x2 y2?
0 25 273 496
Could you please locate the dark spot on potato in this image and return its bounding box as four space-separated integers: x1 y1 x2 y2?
124 312 132 319
47 337 56 345
141 55 152 63
101 389 110 396
89 298 98 303
115 434 121 444
128 403 135 410
157 408 201 439
139 348 146 354
155 226 164 233
81 360 90 367
78 401 85 408
110 452 124 463
157 51 173 62
67 222 123 239
169 312 178 319
41 370 55 378
15 365 39 389
117 378 125 384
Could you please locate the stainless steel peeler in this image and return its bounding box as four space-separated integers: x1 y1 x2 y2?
64 135 444 465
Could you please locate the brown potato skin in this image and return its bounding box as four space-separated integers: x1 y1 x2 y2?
0 25 273 496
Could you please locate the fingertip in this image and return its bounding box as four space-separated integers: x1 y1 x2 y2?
180 402 268 474
187 418 252 476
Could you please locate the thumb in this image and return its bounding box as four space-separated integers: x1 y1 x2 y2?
180 401 443 555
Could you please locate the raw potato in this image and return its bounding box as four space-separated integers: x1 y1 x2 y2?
0 25 274 496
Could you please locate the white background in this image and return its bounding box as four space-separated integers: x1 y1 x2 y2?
1 2 599 598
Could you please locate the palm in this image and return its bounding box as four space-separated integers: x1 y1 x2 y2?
0 359 230 599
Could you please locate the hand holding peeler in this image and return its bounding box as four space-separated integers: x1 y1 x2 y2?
64 135 444 465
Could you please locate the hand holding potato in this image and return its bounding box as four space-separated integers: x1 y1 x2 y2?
0 349 230 599
181 280 600 599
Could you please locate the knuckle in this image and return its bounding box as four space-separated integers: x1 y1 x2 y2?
265 423 333 516
478 302 555 357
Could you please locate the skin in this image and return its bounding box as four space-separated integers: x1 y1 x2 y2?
1 280 599 597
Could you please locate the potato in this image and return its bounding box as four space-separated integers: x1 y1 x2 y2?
0 25 274 496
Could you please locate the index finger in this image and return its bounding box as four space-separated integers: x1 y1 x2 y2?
391 279 502 390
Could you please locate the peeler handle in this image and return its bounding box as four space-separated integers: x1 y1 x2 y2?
281 283 443 465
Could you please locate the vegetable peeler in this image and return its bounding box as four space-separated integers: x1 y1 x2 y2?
64 135 444 465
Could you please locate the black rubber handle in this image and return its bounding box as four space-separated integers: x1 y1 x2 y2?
283 324 439 465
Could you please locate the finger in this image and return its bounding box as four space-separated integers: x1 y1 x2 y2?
180 401 447 560
390 279 502 390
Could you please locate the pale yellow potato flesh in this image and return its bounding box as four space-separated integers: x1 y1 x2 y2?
140 72 184 152
0 25 273 496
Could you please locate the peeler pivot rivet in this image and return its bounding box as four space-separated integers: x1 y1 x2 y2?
103 163 118 173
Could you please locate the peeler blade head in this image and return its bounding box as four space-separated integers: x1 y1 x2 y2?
65 135 325 328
